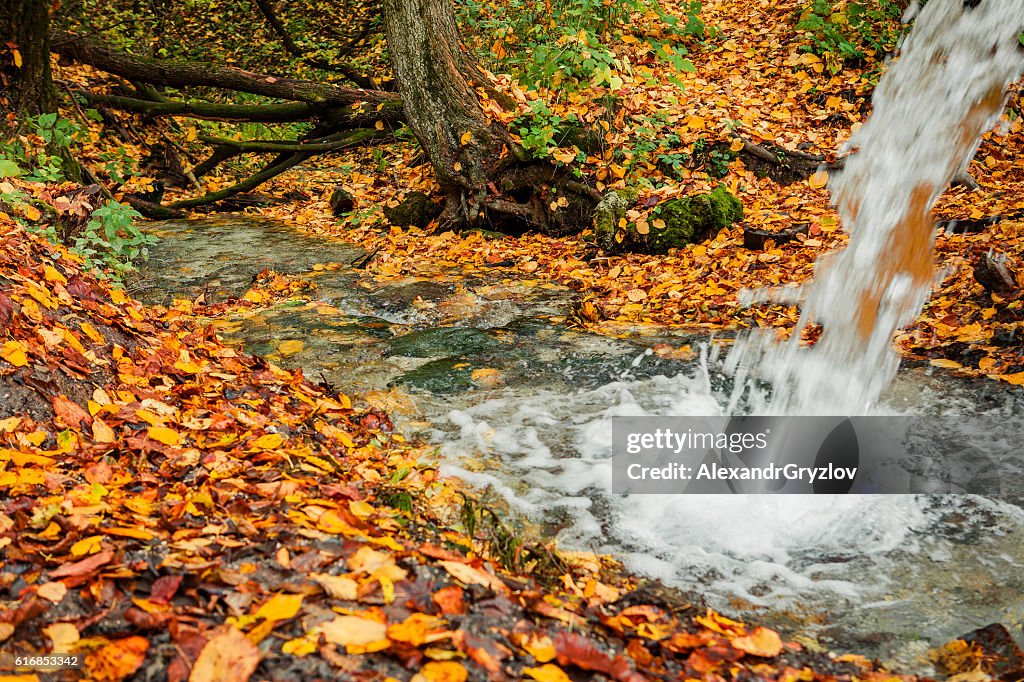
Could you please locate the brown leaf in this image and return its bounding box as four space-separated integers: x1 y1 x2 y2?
189 626 260 682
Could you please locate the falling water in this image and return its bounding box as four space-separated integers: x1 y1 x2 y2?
727 0 1024 415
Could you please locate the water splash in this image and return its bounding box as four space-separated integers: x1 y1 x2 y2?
727 0 1024 415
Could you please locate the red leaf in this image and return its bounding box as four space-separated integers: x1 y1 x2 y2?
149 575 183 604
553 631 614 675
52 395 92 429
49 549 114 579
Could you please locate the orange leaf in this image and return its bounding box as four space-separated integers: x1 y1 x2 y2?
414 661 468 682
0 340 28 367
85 636 149 682
732 626 783 657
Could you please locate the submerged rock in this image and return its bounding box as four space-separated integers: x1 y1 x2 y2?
393 357 475 393
595 186 743 255
387 327 499 358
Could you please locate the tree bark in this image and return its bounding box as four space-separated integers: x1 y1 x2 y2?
380 0 597 234
1 0 56 119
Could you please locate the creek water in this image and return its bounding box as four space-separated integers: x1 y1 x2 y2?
133 0 1024 669
135 216 1024 669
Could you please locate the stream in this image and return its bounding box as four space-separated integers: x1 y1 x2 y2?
134 216 1024 671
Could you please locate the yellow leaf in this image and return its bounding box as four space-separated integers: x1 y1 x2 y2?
44 622 80 651
310 573 359 600
520 633 556 663
929 358 963 370
729 138 745 152
277 339 304 356
253 432 284 449
523 664 572 682
999 371 1024 385
0 340 28 367
70 535 104 557
80 322 105 344
92 417 116 444
282 634 318 657
349 500 375 518
12 49 22 68
43 265 67 284
635 221 650 235
375 120 385 130
808 170 829 189
256 593 304 622
651 219 666 230
460 131 473 145
21 204 41 221
147 426 180 446
320 615 389 650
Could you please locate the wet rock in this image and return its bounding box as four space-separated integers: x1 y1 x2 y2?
744 224 808 250
329 187 355 216
593 190 630 254
973 251 1017 294
373 281 452 312
393 357 475 393
596 186 743 255
384 191 444 228
387 327 498 358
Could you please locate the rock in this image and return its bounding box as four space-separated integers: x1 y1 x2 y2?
387 327 499 358
384 191 444 228
973 251 1017 294
393 357 475 393
329 187 355 216
593 191 630 254
597 186 743 255
743 224 808 250
373 281 452 312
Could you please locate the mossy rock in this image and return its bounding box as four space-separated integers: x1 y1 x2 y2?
384 191 444 228
393 357 475 393
387 327 499 358
596 186 743 255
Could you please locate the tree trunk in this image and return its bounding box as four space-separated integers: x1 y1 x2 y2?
1 0 56 120
380 0 598 234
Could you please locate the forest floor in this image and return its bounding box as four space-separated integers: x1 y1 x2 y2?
2 0 1024 679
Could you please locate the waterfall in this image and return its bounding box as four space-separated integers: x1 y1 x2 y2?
727 0 1024 415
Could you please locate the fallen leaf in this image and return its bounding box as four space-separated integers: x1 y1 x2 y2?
523 664 572 682
37 581 68 604
189 626 260 682
86 636 149 682
732 626 784 657
413 661 468 682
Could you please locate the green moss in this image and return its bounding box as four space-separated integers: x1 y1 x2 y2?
597 186 742 255
649 185 743 253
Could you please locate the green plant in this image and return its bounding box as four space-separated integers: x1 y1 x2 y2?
70 201 155 279
0 113 83 182
795 0 905 74
513 99 571 158
460 0 704 91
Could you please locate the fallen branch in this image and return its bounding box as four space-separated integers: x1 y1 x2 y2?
51 31 396 107
167 128 386 210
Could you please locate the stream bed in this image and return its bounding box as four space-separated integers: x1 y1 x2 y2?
135 217 1024 671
